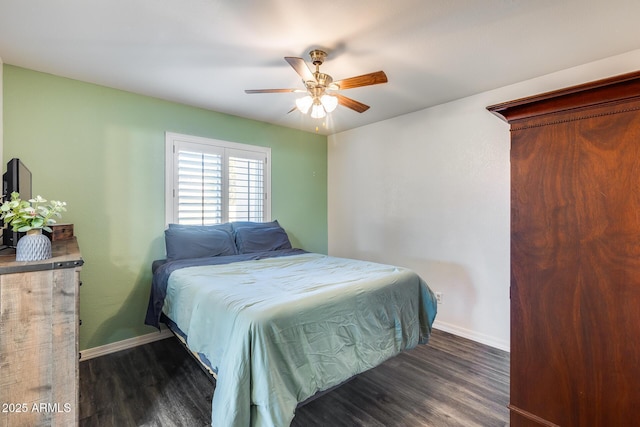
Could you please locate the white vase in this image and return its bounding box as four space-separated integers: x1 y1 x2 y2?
15 229 52 262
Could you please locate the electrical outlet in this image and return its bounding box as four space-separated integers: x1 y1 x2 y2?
435 292 443 304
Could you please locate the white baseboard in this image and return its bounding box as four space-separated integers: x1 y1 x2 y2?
80 328 174 361
432 320 510 352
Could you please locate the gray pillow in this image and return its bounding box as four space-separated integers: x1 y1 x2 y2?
234 225 292 254
168 222 233 233
230 220 279 231
165 225 237 260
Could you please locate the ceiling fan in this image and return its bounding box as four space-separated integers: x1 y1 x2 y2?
245 49 388 119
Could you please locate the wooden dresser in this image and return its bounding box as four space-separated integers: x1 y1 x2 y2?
488 72 640 426
0 238 82 426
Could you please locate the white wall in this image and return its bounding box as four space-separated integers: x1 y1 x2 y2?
328 48 640 351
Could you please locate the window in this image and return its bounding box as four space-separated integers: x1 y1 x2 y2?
165 132 271 225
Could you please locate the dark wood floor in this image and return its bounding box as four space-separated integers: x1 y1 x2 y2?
79 329 509 426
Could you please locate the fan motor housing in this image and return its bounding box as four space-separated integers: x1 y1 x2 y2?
311 73 333 87
309 49 327 66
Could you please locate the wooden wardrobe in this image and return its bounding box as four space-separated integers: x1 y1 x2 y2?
488 71 640 426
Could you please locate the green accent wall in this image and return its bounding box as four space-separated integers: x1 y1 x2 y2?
3 65 327 350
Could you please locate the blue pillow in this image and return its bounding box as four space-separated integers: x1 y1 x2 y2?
164 225 237 260
168 222 233 233
234 225 292 254
230 220 280 231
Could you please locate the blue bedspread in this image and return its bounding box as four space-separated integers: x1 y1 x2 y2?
144 248 307 329
147 252 437 427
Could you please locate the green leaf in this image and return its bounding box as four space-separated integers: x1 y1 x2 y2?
0 193 67 232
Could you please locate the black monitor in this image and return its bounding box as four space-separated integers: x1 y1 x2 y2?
2 158 33 247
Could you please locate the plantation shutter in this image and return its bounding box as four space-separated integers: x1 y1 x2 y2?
167 133 270 225
228 149 265 222
177 149 223 225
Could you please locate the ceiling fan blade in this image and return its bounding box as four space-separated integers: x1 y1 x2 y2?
336 94 370 113
285 57 316 82
245 88 303 94
334 71 388 90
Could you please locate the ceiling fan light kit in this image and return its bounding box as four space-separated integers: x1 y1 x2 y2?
320 94 338 112
311 101 326 119
245 49 388 120
295 95 313 114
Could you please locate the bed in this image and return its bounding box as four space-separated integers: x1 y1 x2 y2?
145 221 437 427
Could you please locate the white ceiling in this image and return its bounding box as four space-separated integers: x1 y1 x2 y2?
1 0 640 135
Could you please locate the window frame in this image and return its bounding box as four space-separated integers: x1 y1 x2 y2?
165 132 271 226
